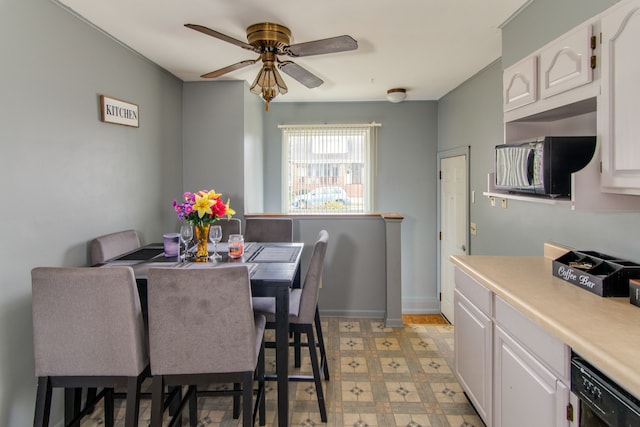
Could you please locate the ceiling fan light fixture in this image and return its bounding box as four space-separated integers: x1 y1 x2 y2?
386 88 407 103
250 63 288 111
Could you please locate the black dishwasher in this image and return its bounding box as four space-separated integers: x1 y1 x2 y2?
571 352 640 427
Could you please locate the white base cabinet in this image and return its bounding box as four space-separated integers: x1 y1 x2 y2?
494 325 571 427
454 289 492 424
454 268 576 427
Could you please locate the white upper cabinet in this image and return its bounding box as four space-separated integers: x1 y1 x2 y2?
503 56 537 111
503 22 597 121
599 0 640 195
539 25 594 99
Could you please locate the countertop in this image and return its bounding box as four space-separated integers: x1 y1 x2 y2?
450 253 640 400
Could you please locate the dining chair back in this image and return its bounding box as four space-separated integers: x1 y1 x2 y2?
31 267 149 427
244 218 293 242
90 229 141 265
218 218 242 242
253 229 330 422
146 266 265 427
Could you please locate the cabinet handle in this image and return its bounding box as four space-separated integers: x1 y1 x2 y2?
461 244 466 252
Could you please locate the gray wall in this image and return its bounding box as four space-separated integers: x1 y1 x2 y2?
439 0 640 260
243 86 265 214
261 102 440 314
183 81 248 217
0 0 183 425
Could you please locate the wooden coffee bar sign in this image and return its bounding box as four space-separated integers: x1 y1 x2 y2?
100 95 139 128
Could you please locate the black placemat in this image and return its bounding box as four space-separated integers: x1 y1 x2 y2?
115 247 165 261
247 246 301 263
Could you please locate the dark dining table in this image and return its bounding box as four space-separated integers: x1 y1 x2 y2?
99 241 303 427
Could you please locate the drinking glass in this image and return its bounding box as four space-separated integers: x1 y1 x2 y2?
179 223 193 262
209 225 223 260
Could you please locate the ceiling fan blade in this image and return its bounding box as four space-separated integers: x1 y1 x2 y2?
201 59 258 79
278 61 324 88
185 24 257 52
285 35 358 57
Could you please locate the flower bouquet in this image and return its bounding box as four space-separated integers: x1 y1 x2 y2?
173 189 235 261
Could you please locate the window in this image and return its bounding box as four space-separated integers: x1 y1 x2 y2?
280 123 379 214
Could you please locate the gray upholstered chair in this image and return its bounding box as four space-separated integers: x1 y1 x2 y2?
253 230 330 422
244 218 293 243
147 266 265 427
218 218 242 242
90 229 141 265
31 267 149 427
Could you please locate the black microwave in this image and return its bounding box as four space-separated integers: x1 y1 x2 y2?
495 136 596 197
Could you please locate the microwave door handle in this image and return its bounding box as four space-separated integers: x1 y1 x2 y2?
526 148 535 185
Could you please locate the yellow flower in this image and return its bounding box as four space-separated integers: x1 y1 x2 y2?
193 193 215 218
207 189 222 200
225 198 236 218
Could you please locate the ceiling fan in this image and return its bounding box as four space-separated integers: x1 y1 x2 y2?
185 22 358 110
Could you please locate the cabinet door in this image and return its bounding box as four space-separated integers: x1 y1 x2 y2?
454 290 492 425
539 24 593 99
503 56 537 111
599 0 640 195
494 325 571 427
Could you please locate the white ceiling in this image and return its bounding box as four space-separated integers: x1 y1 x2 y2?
55 0 529 103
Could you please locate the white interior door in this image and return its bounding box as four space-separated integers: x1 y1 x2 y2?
440 154 468 323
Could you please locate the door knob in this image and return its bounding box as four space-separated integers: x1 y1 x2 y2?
461 244 466 252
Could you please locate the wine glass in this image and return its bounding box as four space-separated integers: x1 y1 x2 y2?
179 223 193 262
209 225 223 260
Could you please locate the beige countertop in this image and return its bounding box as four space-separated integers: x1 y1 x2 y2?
450 253 640 400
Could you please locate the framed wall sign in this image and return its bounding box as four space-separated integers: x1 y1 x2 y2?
100 95 139 128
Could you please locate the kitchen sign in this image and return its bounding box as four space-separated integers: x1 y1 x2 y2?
100 95 139 128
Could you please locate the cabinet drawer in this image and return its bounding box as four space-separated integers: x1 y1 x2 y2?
454 268 492 316
495 296 570 382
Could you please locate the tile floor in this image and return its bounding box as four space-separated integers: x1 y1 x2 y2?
81 317 485 426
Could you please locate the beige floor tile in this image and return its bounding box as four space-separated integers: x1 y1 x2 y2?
339 321 361 333
341 380 374 402
374 337 401 351
380 357 410 374
340 336 365 351
81 317 483 427
386 381 421 403
340 356 369 373
418 357 453 374
392 413 433 426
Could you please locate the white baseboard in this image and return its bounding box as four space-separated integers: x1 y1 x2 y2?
401 296 440 314
319 309 385 319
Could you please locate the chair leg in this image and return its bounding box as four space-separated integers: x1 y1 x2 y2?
104 388 114 427
242 372 253 427
294 331 302 368
65 388 82 427
232 383 241 419
150 376 165 427
33 377 52 427
85 388 97 414
314 307 330 380
124 378 142 427
169 386 183 427
258 341 266 426
188 385 198 427
305 324 327 422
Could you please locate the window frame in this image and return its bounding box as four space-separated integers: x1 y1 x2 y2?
280 123 379 214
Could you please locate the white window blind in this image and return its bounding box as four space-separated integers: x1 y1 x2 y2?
280 123 380 214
